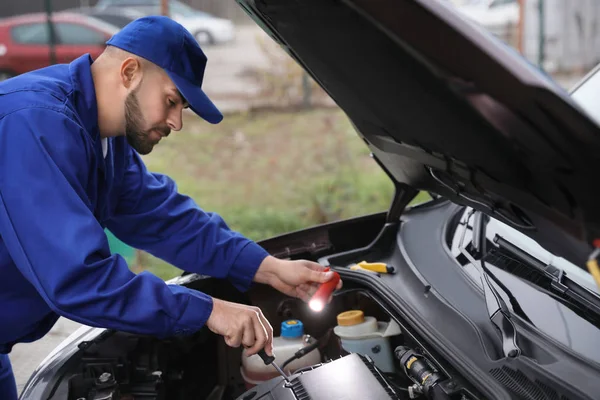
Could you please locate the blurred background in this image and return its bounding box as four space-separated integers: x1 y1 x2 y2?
5 0 600 393
0 0 600 279
0 0 597 280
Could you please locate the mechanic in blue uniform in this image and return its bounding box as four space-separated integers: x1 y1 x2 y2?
0 16 341 399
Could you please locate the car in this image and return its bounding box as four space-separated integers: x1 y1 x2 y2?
0 12 118 81
65 6 147 30
95 0 236 45
17 0 600 399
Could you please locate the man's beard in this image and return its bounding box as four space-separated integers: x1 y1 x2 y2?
124 89 168 155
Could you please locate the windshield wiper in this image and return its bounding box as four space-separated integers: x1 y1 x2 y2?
492 235 600 328
458 210 522 358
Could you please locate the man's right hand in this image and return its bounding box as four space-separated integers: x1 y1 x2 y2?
206 298 274 356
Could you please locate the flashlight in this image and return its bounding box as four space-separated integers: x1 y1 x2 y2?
309 267 340 312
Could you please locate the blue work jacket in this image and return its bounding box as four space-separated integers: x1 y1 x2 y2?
0 54 269 353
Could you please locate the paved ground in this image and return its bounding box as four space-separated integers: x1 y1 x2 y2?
10 318 83 395
7 24 586 397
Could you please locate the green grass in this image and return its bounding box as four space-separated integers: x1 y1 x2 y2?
115 108 428 280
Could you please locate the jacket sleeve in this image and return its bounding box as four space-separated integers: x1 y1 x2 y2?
0 108 212 338
105 145 269 292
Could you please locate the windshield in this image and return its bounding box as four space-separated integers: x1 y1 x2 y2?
168 1 210 17
81 15 120 35
448 206 600 362
450 207 599 295
488 216 598 293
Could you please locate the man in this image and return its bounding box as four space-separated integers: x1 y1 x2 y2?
0 16 342 399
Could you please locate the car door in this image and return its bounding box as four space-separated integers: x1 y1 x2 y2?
53 22 109 64
8 22 52 74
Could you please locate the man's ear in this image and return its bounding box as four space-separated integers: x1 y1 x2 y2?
120 57 142 89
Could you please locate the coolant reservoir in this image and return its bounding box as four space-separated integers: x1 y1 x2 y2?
240 319 321 389
333 310 401 373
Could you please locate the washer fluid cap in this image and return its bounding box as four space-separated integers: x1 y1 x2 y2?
281 319 304 338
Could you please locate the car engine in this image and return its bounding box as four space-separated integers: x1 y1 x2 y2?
54 279 477 400
233 349 462 400
236 352 402 400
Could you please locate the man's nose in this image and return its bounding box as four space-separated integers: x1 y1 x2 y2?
167 109 183 131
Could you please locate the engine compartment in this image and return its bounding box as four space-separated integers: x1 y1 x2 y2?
236 352 403 400
51 276 478 400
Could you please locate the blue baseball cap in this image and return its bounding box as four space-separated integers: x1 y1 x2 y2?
106 15 223 124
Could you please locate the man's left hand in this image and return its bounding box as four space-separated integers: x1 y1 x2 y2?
254 256 343 303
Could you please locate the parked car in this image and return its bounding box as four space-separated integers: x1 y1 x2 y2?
17 0 600 399
95 0 235 45
0 12 118 81
65 6 147 30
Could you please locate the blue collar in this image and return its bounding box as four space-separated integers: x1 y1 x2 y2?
68 54 108 169
68 54 100 142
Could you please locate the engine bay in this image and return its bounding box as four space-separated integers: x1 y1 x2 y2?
28 202 600 400
51 276 479 400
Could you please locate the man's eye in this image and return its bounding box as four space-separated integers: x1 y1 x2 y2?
168 99 176 106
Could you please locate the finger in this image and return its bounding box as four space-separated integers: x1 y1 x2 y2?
226 313 249 349
242 318 256 352
225 330 242 348
245 316 264 356
336 279 343 290
299 283 312 293
278 283 299 299
307 268 335 284
303 282 330 301
256 310 274 355
306 283 322 297
297 260 327 271
296 288 312 303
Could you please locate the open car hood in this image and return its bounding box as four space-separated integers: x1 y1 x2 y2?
236 0 600 270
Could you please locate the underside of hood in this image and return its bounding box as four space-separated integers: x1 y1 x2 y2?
235 0 600 269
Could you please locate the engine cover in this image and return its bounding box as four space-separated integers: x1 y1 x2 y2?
235 353 401 400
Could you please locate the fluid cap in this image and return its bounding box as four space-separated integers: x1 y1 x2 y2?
337 310 365 326
281 319 304 338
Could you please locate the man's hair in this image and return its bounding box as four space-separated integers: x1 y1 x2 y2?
100 45 159 73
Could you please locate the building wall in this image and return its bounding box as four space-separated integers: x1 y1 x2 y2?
524 0 600 73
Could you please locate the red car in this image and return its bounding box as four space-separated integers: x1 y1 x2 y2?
0 12 119 80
